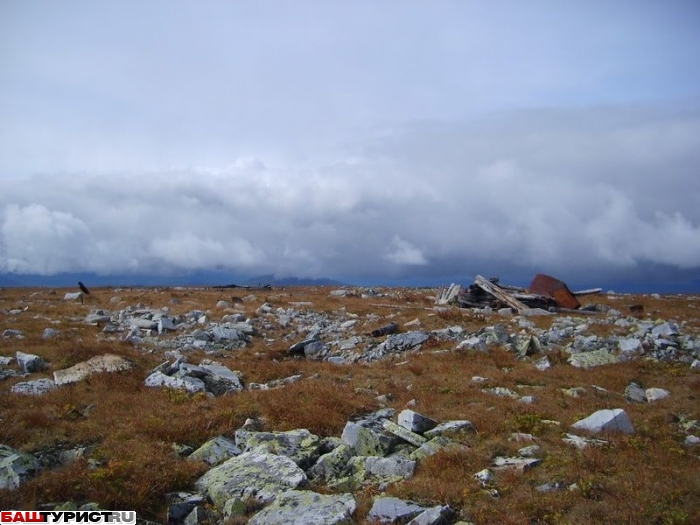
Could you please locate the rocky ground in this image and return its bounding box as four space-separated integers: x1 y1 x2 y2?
1 285 699 524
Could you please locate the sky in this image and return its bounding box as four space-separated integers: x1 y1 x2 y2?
1 1 700 290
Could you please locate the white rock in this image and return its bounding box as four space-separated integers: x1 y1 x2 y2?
53 354 133 386
572 409 634 434
645 388 670 402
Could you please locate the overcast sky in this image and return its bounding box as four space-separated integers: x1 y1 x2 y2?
1 1 699 288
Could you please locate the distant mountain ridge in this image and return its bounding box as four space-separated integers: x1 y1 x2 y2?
244 275 345 287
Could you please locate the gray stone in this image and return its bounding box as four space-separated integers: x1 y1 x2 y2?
53 354 132 385
409 437 468 462
384 332 430 353
129 317 158 330
398 410 438 434
572 409 634 434
184 506 208 525
42 328 60 339
483 387 521 399
248 490 356 525
0 444 40 489
408 505 453 525
684 435 699 446
562 433 609 449
199 362 244 395
383 421 427 447
533 356 552 371
209 326 241 341
492 456 542 472
304 341 328 359
194 450 307 508
0 356 12 366
518 445 541 457
11 378 56 396
368 497 425 524
144 371 206 393
2 329 24 338
158 317 177 334
652 322 679 337
618 338 643 354
16 351 45 373
85 313 111 324
568 349 619 369
625 382 647 403
363 455 416 479
188 436 242 465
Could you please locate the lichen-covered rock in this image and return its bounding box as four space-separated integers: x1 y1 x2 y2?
424 421 476 440
384 332 430 353
188 436 241 466
409 437 468 462
235 429 322 470
308 444 354 482
0 444 40 490
408 505 454 525
341 422 392 457
194 450 307 508
53 354 132 385
568 349 619 369
248 490 356 525
383 421 427 447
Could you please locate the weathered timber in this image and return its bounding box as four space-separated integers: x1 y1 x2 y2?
474 275 529 313
572 288 603 296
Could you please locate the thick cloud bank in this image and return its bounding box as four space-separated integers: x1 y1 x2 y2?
1 107 699 284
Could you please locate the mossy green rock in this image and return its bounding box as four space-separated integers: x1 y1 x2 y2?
194 450 307 508
248 490 356 525
568 349 619 369
308 444 354 482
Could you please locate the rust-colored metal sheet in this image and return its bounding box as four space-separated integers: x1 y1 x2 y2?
528 274 580 310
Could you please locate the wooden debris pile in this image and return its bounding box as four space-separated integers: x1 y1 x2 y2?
436 274 601 314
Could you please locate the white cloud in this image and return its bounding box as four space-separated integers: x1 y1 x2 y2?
384 237 428 266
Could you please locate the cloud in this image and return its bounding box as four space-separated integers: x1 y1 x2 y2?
0 105 699 285
384 237 428 266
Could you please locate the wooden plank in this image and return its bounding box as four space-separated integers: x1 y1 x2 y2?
474 275 529 312
572 288 603 296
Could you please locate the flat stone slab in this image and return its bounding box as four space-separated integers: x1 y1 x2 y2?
248 490 356 525
188 436 241 466
383 420 427 447
492 456 542 472
53 354 133 385
368 497 426 524
398 410 438 434
11 378 56 396
568 349 619 369
424 420 476 439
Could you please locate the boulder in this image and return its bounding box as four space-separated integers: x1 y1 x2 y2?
618 338 643 354
492 456 542 472
367 497 425 524
53 354 132 385
188 436 241 466
63 292 83 302
410 437 468 462
572 409 634 434
308 444 354 483
16 351 45 373
198 362 244 395
234 429 323 470
248 490 356 525
0 445 40 490
398 410 438 434
194 450 307 508
408 506 454 525
624 382 647 403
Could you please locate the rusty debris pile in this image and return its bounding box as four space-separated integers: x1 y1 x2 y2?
436 274 601 313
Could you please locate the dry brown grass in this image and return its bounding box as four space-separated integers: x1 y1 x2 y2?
1 286 699 524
